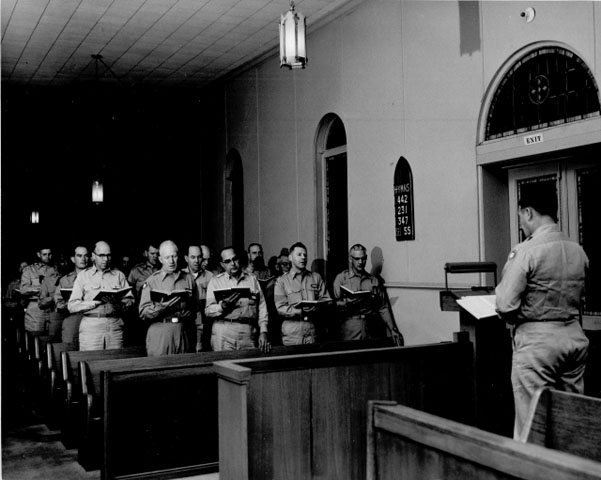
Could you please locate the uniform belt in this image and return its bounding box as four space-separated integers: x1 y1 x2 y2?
285 316 313 322
519 318 572 324
162 317 180 323
345 314 375 320
218 318 254 325
84 312 119 318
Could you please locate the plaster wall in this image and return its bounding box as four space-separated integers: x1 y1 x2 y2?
218 0 600 344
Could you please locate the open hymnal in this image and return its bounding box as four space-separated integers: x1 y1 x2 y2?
455 295 498 320
90 287 132 301
213 286 253 302
150 289 190 303
60 288 73 301
339 285 372 299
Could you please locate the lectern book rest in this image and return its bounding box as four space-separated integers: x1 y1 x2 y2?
455 295 498 320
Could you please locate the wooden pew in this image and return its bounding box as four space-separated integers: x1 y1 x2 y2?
43 342 75 429
366 400 601 480
215 337 475 480
520 388 601 463
59 346 146 448
100 339 398 480
23 333 52 413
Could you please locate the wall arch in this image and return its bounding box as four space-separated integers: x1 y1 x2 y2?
477 41 600 147
225 148 244 251
314 113 348 285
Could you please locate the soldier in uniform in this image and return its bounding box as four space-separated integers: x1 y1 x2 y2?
333 244 403 345
21 247 57 335
68 241 134 350
139 240 198 356
496 182 589 439
205 246 270 352
274 242 331 345
54 246 90 347
183 245 213 352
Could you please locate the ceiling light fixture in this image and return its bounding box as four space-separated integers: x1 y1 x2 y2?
279 1 307 69
92 180 104 203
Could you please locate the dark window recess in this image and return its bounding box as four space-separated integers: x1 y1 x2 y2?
325 117 347 149
486 47 600 141
577 167 601 316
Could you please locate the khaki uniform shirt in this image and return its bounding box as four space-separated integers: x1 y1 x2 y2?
38 270 62 311
274 269 330 319
53 270 78 312
20 263 57 303
205 272 268 333
333 269 395 329
182 267 213 301
128 262 160 299
139 270 198 322
496 223 589 323
68 266 134 316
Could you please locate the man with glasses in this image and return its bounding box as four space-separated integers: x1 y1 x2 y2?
205 246 270 352
21 246 57 335
68 241 134 350
333 244 403 345
274 242 332 345
53 245 90 348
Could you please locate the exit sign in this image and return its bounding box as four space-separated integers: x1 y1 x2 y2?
523 133 544 145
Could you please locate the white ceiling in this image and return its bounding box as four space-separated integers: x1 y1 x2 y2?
1 0 357 87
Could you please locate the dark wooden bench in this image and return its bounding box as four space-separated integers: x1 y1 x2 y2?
215 336 475 480
42 342 75 429
59 346 147 448
520 387 601 463
367 400 601 480
100 338 398 479
22 333 53 413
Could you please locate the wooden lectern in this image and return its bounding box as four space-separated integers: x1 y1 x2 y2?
440 262 513 437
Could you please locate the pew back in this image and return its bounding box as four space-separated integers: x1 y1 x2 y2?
521 388 601 463
85 338 394 400
43 342 75 428
215 339 475 480
61 346 147 386
59 346 146 449
101 339 395 480
367 401 601 480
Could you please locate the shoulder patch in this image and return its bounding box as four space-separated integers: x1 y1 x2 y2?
142 282 148 289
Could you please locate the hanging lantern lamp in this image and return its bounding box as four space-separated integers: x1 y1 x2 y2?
279 1 307 69
92 180 104 203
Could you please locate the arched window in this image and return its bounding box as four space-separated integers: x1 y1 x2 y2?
225 149 244 251
485 47 600 141
315 114 348 287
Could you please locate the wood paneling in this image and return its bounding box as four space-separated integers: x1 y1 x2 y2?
101 339 395 480
216 340 475 480
521 388 601 463
368 401 601 480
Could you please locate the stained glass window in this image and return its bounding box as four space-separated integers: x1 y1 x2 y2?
486 47 600 140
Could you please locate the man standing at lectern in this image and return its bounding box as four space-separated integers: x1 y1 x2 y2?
495 182 589 439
